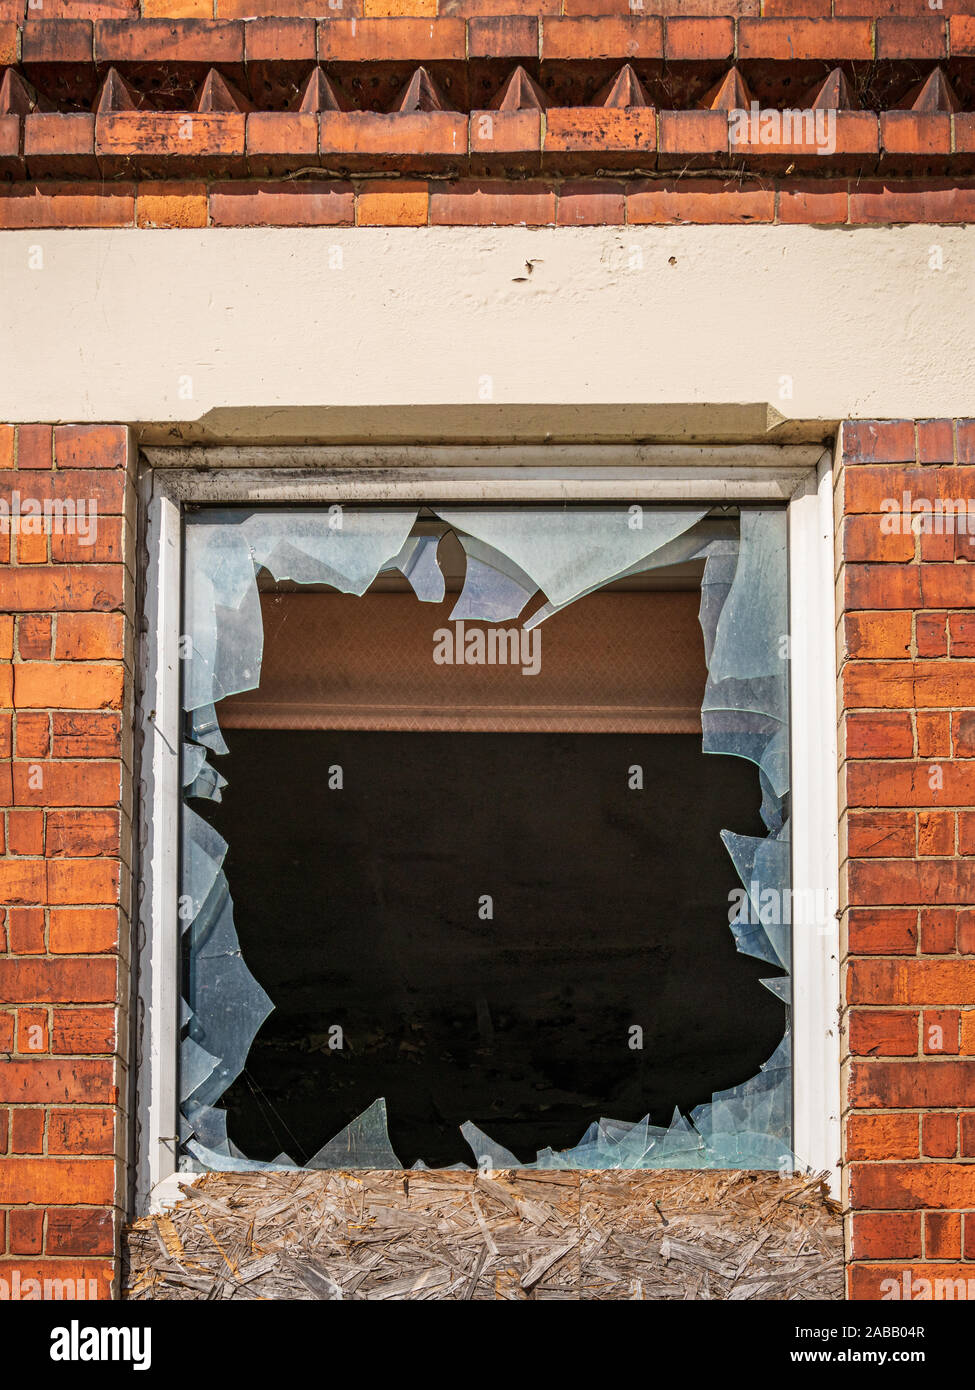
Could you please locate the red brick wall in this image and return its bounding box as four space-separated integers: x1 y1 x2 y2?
0 423 133 1301
838 419 975 1299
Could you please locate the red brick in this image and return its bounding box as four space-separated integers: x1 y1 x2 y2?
850 181 975 225
846 1111 918 1160
210 181 354 226
844 711 913 759
0 1056 114 1106
951 15 975 56
557 180 624 226
544 108 656 157
847 908 918 955
0 958 117 1005
10 1107 45 1155
431 180 556 225
920 909 957 955
243 16 316 62
960 909 975 954
15 714 50 760
777 180 848 226
13 664 124 712
54 614 124 662
245 113 318 174
0 1012 13 1052
48 1108 114 1156
658 110 726 158
844 463 975 513
925 1210 962 1259
664 16 732 60
23 114 97 179
843 658 975 709
21 19 93 63
94 17 243 62
46 859 121 907
7 809 43 857
318 16 465 60
52 1007 116 1055
52 713 120 759
922 1112 958 1157
962 1113 975 1157
848 1009 918 1056
844 564 921 610
45 811 120 860
877 16 946 60
96 113 246 168
52 517 125 564
881 111 951 156
844 610 911 659
847 810 914 858
0 1157 115 1205
470 110 541 161
948 614 975 659
843 421 916 463
0 1257 114 1298
849 958 975 1007
850 1162 975 1212
17 616 52 661
916 713 950 759
48 908 119 955
16 1006 48 1054
849 858 975 906
627 179 774 224
53 425 127 471
917 419 955 464
8 1207 44 1254
46 1207 115 1257
320 112 468 166
852 1058 975 1110
924 1008 960 1054
739 17 873 60
958 419 975 464
918 810 953 857
851 1211 921 1260
0 183 135 230
916 611 948 658
850 1261 975 1300
15 425 53 471
541 17 663 61
468 15 537 57
923 565 975 607
7 908 45 954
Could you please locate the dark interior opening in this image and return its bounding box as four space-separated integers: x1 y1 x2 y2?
205 730 786 1168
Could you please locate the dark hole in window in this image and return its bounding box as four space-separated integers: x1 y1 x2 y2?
206 730 784 1168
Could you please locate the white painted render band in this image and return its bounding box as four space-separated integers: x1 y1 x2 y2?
2 225 974 429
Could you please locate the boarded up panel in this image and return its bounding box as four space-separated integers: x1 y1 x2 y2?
124 1170 842 1301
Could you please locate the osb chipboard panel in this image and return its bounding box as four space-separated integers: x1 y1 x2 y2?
124 1169 843 1301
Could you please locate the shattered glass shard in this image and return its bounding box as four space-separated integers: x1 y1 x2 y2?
306 1097 402 1170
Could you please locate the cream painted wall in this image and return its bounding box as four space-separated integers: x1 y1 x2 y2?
2 225 973 433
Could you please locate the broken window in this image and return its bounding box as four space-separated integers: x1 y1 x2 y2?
178 505 793 1172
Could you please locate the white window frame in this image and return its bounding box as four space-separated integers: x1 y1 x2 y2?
134 444 840 1213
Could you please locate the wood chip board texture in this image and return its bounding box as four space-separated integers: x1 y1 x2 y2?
124 1169 844 1302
